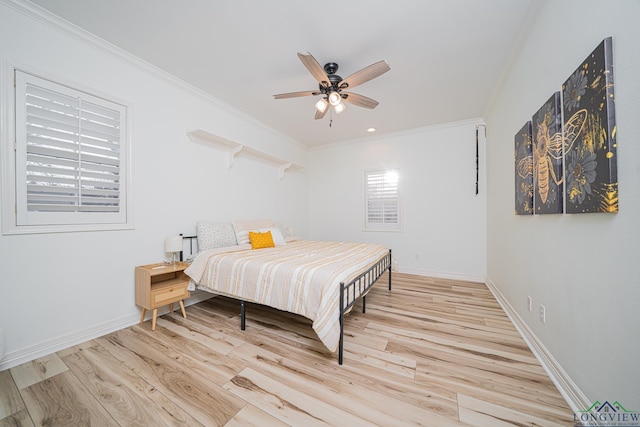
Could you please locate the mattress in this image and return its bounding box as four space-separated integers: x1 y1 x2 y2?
185 240 389 352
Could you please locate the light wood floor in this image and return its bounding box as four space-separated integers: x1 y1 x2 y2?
0 273 574 426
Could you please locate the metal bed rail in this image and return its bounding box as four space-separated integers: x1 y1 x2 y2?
181 234 392 365
338 248 392 365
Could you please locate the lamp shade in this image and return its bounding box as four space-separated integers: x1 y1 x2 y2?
334 101 346 114
328 91 341 106
164 235 182 253
315 98 328 113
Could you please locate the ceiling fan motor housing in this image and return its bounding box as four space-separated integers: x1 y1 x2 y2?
323 62 339 75
318 62 344 93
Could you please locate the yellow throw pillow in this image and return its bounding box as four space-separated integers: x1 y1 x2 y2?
249 231 275 249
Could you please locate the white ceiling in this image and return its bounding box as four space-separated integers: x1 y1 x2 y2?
29 0 540 147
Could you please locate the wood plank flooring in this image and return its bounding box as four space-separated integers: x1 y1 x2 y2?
0 273 574 426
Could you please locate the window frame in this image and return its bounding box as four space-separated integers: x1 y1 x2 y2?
1 64 133 235
363 168 402 232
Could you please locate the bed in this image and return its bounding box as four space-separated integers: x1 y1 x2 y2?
183 219 392 364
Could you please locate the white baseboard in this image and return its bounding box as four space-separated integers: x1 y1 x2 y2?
0 328 5 361
484 275 591 413
0 291 214 371
398 266 485 284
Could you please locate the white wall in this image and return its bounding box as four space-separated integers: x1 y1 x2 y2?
485 0 640 407
5 0 637 409
308 120 487 282
0 2 308 369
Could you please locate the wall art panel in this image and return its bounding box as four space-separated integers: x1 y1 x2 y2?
532 92 563 214
515 121 534 215
562 37 618 213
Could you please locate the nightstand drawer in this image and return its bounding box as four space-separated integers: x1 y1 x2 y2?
152 282 189 305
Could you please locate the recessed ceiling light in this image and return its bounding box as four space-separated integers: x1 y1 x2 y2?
366 127 377 133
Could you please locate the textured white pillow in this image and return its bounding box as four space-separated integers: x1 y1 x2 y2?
275 222 293 238
232 218 275 244
197 222 237 251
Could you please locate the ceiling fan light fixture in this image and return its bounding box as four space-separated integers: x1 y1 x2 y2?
328 91 342 106
315 98 329 113
273 52 390 122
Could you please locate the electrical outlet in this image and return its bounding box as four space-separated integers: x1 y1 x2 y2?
527 296 532 312
539 305 546 323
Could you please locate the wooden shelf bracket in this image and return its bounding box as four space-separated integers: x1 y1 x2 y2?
228 144 244 168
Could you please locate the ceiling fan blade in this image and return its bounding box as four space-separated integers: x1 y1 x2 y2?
315 107 329 120
339 60 390 90
342 92 379 109
273 90 319 99
298 52 331 87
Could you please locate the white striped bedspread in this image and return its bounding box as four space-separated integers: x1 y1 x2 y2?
185 240 389 352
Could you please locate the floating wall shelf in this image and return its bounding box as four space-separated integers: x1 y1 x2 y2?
187 129 303 180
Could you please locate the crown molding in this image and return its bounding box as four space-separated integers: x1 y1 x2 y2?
309 117 485 151
0 0 306 151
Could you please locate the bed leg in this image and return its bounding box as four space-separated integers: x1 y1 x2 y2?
240 300 246 330
362 295 366 313
339 283 344 365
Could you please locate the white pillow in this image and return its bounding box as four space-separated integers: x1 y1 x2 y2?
232 218 275 244
259 227 286 246
275 221 292 238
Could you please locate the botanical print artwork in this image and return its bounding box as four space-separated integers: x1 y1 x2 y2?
562 37 618 213
531 92 563 214
515 121 533 215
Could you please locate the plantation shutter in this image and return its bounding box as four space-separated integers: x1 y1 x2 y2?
364 169 401 230
15 70 127 226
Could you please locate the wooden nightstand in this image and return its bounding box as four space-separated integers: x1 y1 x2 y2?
135 262 191 330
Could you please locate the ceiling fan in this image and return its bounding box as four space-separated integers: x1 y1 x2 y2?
273 52 390 120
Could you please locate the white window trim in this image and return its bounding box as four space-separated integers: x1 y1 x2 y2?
363 168 402 232
1 62 133 235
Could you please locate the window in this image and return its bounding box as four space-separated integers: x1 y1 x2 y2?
364 169 401 231
2 69 131 234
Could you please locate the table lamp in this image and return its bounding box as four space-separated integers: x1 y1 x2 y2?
164 235 182 265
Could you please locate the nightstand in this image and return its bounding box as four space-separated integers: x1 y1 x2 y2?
135 262 191 330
